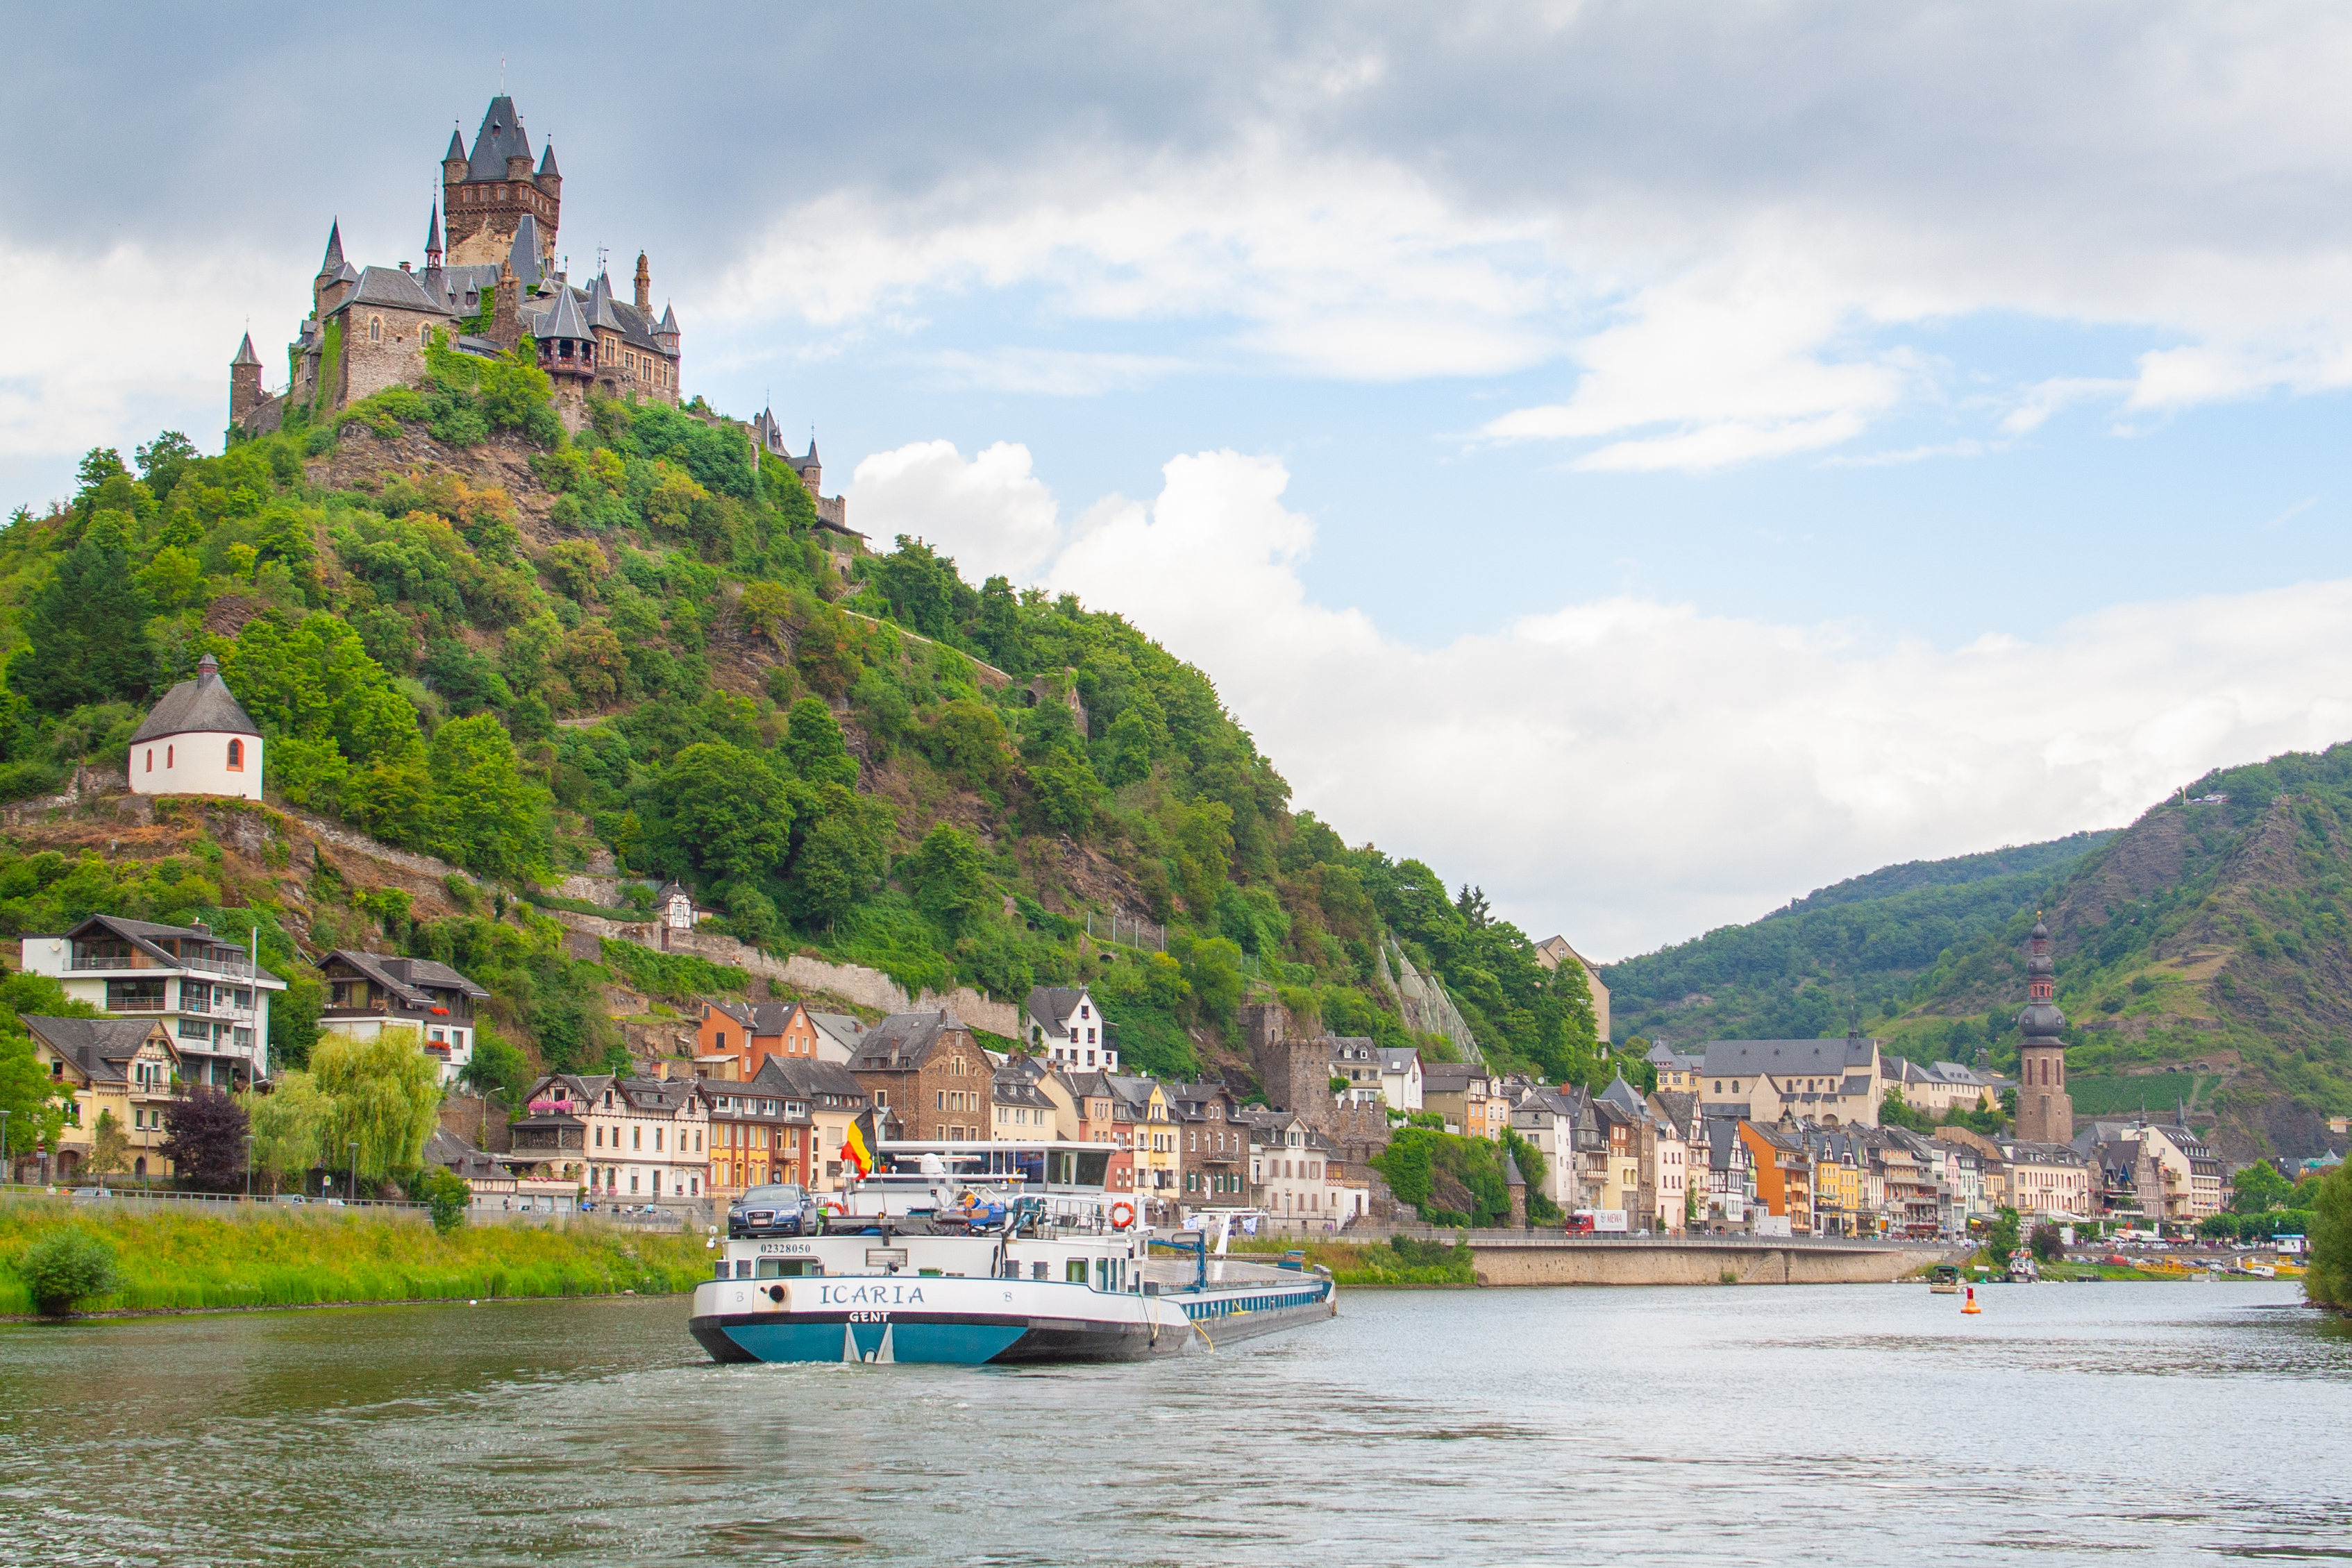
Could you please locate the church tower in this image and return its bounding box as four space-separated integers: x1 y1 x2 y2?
2015 915 2073 1143
439 96 560 271
229 332 263 427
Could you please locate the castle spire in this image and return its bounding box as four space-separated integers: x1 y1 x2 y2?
538 141 560 177
317 219 345 279
424 200 443 269
445 124 466 163
230 332 261 368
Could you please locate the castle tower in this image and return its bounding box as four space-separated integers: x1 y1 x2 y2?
424 201 443 270
229 332 263 427
635 250 651 312
312 219 355 316
440 96 559 271
2015 915 2073 1144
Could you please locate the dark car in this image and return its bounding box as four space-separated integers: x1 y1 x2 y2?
728 1183 812 1238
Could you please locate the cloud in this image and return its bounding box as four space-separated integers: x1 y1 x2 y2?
846 440 1064 580
887 441 2352 957
914 348 1187 396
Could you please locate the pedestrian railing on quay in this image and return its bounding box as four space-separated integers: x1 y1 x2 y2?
1 1181 429 1215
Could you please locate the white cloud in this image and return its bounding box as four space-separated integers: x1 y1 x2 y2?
915 347 1187 396
885 441 2352 958
846 440 1064 581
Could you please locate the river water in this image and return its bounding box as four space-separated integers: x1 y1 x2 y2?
1 1281 2346 1566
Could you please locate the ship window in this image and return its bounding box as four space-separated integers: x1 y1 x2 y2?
1066 1259 1088 1284
755 1258 816 1279
1032 1261 1049 1280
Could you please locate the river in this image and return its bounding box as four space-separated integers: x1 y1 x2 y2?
1 1281 2345 1566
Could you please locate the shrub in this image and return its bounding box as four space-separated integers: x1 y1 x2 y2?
15 1229 120 1314
419 1167 471 1236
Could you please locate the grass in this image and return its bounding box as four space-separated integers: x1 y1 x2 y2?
2065 1071 2204 1118
1229 1236 1476 1287
0 1200 710 1316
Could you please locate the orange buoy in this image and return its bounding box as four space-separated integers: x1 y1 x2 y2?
1961 1285 1981 1315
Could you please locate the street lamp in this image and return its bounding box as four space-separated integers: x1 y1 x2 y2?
244 1133 255 1203
348 1141 360 1204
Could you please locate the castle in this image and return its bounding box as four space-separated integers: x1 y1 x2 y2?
230 96 684 437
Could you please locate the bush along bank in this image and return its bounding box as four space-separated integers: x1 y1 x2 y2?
0 1202 708 1317
1232 1233 1477 1287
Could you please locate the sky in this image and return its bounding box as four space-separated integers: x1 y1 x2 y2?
6 3 2352 960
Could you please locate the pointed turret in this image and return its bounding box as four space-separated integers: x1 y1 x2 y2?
445 124 466 162
424 201 443 269
229 333 264 428
535 140 562 203
534 285 595 381
537 141 560 177
230 332 261 368
317 219 346 280
634 250 651 312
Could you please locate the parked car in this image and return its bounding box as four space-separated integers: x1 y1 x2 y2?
69 1186 110 1199
728 1183 813 1239
272 1194 308 1206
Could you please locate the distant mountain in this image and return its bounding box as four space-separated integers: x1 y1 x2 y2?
1885 747 2352 1158
1602 833 2111 1052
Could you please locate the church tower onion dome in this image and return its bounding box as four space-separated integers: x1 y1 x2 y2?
2017 916 2067 1042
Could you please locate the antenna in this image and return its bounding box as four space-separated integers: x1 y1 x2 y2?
499 54 506 91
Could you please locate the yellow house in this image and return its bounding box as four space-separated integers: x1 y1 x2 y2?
1123 1077 1180 1218
23 1015 184 1181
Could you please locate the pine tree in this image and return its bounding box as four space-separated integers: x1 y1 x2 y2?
12 514 153 712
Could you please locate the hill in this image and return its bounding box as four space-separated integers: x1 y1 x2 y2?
1881 749 2352 1158
0 362 1616 1099
1602 832 2112 1049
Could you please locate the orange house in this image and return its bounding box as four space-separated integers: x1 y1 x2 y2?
1738 1120 1813 1233
698 1000 826 1081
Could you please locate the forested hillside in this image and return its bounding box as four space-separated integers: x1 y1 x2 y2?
1884 750 2352 1156
1603 832 2110 1049
0 344 1613 1096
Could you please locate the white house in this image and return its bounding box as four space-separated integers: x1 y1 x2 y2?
18 915 285 1088
316 950 491 1086
1025 985 1118 1072
1332 1038 1423 1112
128 653 263 802
1243 1110 1352 1229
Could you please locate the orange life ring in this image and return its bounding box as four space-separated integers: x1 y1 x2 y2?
1110 1201 1136 1230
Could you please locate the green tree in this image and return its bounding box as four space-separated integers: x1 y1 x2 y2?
2306 1160 2351 1310
312 1029 443 1181
2230 1160 2291 1213
782 697 858 787
246 1072 329 1192
2029 1222 2065 1262
159 1085 250 1191
13 513 153 711
660 742 795 882
87 1111 129 1178
418 1165 471 1235
1880 1093 1934 1133
14 1229 119 1315
784 784 891 929
902 824 994 929
1985 1206 2022 1267
0 1031 68 1163
424 715 548 879
459 1029 533 1108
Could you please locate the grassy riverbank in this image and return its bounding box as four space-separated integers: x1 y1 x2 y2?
0 1203 709 1317
1228 1236 1477 1286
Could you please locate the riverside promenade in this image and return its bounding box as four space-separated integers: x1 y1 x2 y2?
1307 1228 1969 1285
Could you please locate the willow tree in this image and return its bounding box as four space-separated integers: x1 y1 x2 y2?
312 1030 442 1179
245 1071 331 1192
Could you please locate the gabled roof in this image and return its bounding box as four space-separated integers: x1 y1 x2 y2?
1421 1063 1488 1093
1597 1074 1647 1118
849 1009 971 1070
809 1012 867 1052
49 913 283 984
132 653 260 744
1700 1037 1878 1078
332 265 451 317
321 950 489 1006
21 1015 174 1084
1025 986 1089 1033
232 332 261 367
773 1056 867 1102
464 95 532 183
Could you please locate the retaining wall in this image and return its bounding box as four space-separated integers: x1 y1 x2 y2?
1454 1234 1964 1287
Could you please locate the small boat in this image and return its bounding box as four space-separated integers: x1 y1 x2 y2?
1929 1264 1963 1295
689 1143 1335 1366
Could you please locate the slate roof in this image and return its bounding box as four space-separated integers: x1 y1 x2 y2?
1025 986 1089 1034
49 913 284 984
1422 1063 1489 1093
772 1056 868 1105
318 220 346 278
323 950 489 1006
423 201 442 255
849 1009 971 1070
1699 1037 1878 1079
1597 1074 1647 1118
464 95 533 183
536 284 591 342
809 1013 867 1054
231 332 261 367
333 265 450 317
507 215 544 289
20 1016 171 1084
132 654 259 742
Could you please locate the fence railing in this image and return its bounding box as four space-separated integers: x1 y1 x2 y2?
1084 911 1166 954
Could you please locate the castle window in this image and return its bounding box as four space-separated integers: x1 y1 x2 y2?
226 739 242 770
368 317 382 343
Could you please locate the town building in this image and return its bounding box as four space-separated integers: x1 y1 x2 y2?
1424 1062 1506 1140
703 1059 814 1199
1644 1090 1694 1232
128 654 262 802
697 997 838 1081
1883 1056 2006 1119
1166 1080 1250 1207
989 1061 1062 1143
1025 985 1119 1072
846 1008 993 1143
1243 1109 1346 1229
1331 1039 1422 1111
19 916 285 1088
653 881 702 946
771 1056 873 1192
1532 934 1611 1040
507 1072 712 1207
2015 916 2074 1144
2074 1116 2225 1224
317 950 489 1085
19 1016 184 1182
1696 1116 1755 1229
1699 1035 1883 1127
1512 1085 1602 1212
1644 1040 1704 1094
1738 1120 1813 1235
